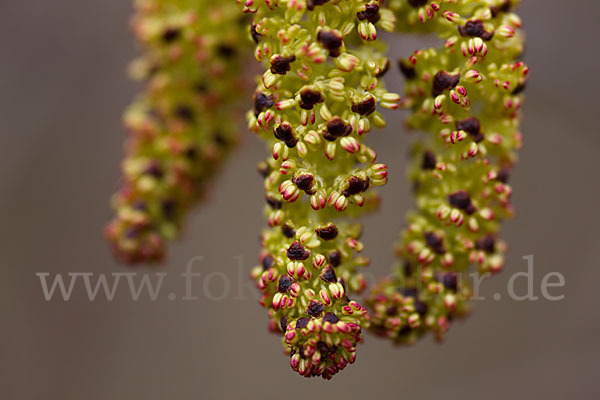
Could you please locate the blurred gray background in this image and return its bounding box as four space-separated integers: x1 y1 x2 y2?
2 0 599 399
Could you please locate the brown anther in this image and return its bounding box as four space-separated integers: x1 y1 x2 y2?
490 0 512 17
317 29 343 57
278 275 293 292
386 306 398 316
299 87 324 110
323 312 339 323
475 234 496 253
399 59 416 80
497 167 511 183
144 163 163 179
315 223 339 240
262 254 275 270
306 300 324 317
342 176 370 197
250 23 261 44
448 190 477 215
306 0 329 11
320 265 337 283
351 96 376 115
265 195 282 210
281 223 296 239
161 28 180 43
175 105 194 122
512 81 527 95
280 316 288 331
424 231 446 254
324 117 352 141
458 20 494 41
274 122 298 148
375 58 390 78
422 150 437 170
270 54 296 75
435 272 458 292
253 92 274 116
432 71 461 97
292 174 315 194
287 241 310 260
357 3 380 23
408 0 428 7
329 250 342 267
217 44 236 59
456 117 484 143
296 317 310 329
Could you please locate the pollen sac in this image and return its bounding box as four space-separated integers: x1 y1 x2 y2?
399 59 416 80
357 3 380 24
250 23 262 43
458 20 494 41
306 300 324 317
456 117 484 143
435 272 458 292
287 241 310 261
408 0 429 7
317 29 344 57
292 173 315 194
320 265 338 283
161 27 180 43
315 223 339 240
422 150 437 170
476 234 496 253
274 122 298 148
448 190 477 215
306 0 330 11
432 71 461 97
342 176 370 197
278 275 293 292
424 231 446 254
324 117 353 141
254 92 274 116
329 250 342 267
490 0 512 17
352 95 377 116
270 54 296 75
299 87 324 110
281 223 296 238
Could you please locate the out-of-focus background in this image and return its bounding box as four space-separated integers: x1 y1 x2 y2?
2 0 599 399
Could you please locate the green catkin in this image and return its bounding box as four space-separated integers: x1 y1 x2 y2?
239 0 399 379
106 0 250 264
366 0 528 344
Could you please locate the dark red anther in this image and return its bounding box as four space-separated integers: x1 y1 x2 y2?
432 71 461 97
424 231 446 254
448 190 477 215
270 54 296 75
287 241 310 260
351 96 376 115
315 223 339 240
317 29 343 57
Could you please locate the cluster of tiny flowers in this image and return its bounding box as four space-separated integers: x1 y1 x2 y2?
239 0 399 379
106 0 249 263
366 0 527 344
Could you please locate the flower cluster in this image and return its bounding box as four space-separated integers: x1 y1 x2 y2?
366 0 527 344
239 0 399 379
106 0 250 263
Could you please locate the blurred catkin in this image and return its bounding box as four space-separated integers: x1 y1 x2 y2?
366 0 528 344
106 0 250 263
